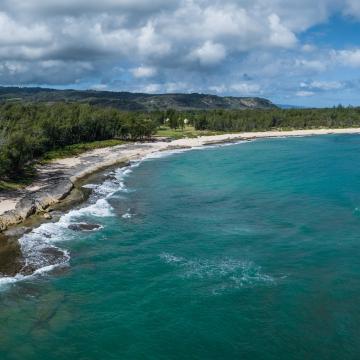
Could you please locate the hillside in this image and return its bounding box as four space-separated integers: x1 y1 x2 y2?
0 86 277 111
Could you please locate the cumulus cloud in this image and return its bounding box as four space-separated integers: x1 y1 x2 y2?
301 80 344 90
268 14 297 48
295 59 327 72
189 41 227 66
0 0 180 17
131 66 157 78
332 49 360 67
0 0 360 105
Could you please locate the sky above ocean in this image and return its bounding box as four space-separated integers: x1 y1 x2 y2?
2 0 360 107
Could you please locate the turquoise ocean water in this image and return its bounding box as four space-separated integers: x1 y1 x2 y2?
1 134 360 359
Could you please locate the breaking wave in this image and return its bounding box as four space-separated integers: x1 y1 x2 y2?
0 141 252 290
0 162 137 289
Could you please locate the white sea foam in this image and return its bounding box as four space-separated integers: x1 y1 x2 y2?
0 164 137 289
0 274 25 289
160 253 276 293
160 253 184 263
82 183 98 189
9 198 115 284
0 262 69 291
122 209 134 219
1 142 252 289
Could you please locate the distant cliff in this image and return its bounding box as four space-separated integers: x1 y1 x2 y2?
0 86 277 111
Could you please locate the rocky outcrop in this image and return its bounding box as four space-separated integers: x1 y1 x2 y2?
68 223 101 232
0 178 74 232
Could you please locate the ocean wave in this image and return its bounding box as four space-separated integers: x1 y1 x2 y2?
0 165 134 289
160 253 276 293
0 142 253 290
0 274 25 290
86 166 134 198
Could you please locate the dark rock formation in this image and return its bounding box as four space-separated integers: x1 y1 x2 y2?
68 223 101 232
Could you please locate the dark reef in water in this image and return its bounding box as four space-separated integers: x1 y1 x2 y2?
68 223 102 232
0 234 24 276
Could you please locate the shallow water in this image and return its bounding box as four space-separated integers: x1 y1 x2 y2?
1 135 360 359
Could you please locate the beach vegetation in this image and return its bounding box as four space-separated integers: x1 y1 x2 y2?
2 102 360 181
0 103 157 180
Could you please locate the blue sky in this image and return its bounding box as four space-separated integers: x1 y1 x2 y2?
2 0 360 107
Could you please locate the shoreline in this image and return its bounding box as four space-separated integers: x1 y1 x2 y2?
1 127 360 234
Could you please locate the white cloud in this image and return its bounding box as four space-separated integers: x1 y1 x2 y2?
268 14 297 48
0 12 51 46
1 0 360 107
208 85 228 94
296 91 315 97
189 41 227 66
142 83 162 93
333 49 360 67
307 80 344 90
137 22 171 57
131 66 157 78
301 44 317 52
0 0 179 17
295 59 327 72
230 83 261 94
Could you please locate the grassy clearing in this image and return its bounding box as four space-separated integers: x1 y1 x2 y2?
42 139 125 162
0 180 28 191
0 167 36 191
156 125 225 139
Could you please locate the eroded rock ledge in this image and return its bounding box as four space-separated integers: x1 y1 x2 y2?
0 178 74 232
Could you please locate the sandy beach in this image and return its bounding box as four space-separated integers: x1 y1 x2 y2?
1 127 360 231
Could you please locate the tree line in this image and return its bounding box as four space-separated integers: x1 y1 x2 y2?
0 102 157 178
162 107 360 131
2 103 360 180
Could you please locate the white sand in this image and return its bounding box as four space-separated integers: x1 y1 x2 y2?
0 199 17 216
1 128 360 219
53 128 360 172
172 128 360 147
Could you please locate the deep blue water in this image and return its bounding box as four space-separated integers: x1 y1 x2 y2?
1 134 360 359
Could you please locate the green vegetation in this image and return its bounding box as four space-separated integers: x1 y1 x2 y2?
188 107 360 132
0 166 36 191
2 102 360 184
156 126 224 139
42 139 125 161
0 86 276 111
0 103 157 180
